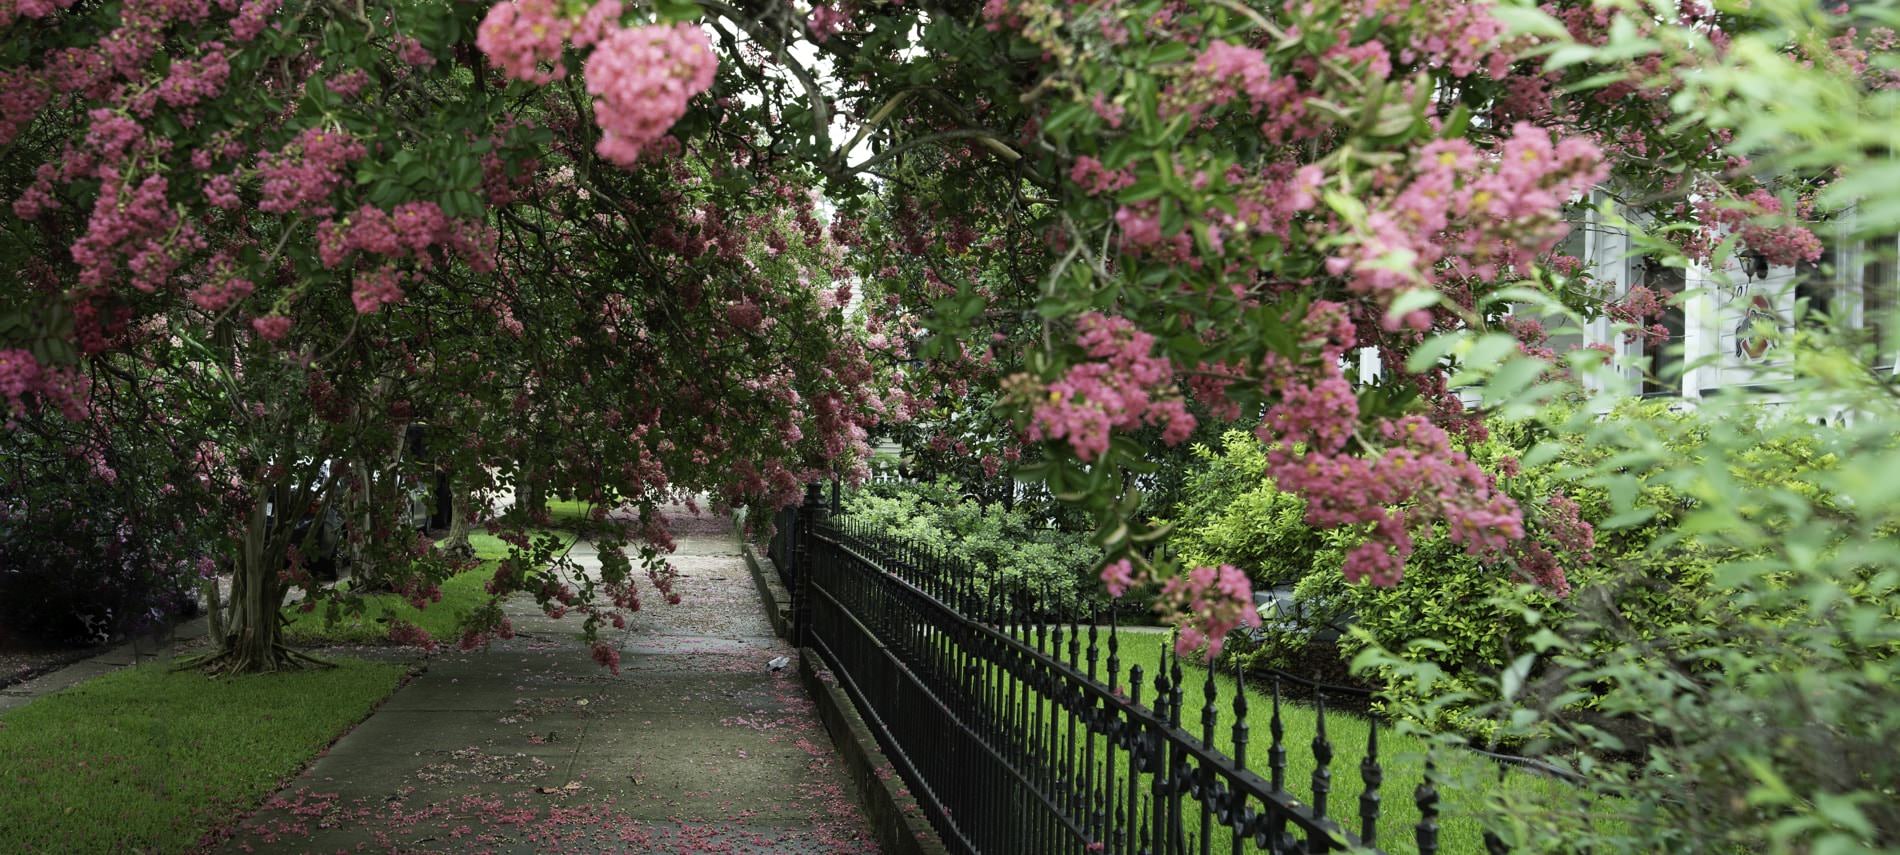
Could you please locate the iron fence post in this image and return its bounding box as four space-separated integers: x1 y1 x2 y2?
793 482 825 649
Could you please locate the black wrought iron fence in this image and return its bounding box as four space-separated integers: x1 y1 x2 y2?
785 493 1457 855
767 502 799 590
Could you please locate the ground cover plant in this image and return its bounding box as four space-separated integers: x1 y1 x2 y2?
0 658 407 853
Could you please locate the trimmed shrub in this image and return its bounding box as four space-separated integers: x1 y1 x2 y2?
844 478 1102 614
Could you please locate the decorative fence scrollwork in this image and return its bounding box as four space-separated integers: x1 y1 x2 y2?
781 492 1453 855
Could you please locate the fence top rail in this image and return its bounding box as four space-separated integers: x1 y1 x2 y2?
811 517 1369 850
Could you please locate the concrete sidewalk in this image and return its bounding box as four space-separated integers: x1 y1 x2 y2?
221 524 880 854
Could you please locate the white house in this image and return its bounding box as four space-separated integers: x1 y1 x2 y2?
1360 201 1898 418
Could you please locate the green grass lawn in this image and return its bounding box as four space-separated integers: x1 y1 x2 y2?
283 531 574 645
540 497 635 539
0 657 406 853
1000 630 1606 853
544 498 602 528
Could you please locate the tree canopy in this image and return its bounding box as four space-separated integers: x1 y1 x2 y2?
1 0 1893 665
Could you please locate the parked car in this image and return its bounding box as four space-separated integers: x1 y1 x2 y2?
1251 585 1352 643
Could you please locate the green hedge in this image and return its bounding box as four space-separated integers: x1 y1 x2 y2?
845 478 1102 614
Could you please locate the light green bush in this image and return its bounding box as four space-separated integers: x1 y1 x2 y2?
845 478 1101 613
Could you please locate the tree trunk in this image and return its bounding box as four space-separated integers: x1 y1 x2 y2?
348 424 412 592
189 487 323 674
439 477 475 560
202 574 225 643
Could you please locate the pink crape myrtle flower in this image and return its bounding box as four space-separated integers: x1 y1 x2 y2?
476 0 571 84
590 641 621 674
583 23 716 167
351 266 406 314
1099 558 1139 597
1024 313 1196 461
808 3 847 43
251 314 291 341
1158 564 1259 659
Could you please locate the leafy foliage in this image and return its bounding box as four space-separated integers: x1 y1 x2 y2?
844 479 1101 614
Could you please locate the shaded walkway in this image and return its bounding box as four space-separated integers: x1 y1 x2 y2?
222 515 879 853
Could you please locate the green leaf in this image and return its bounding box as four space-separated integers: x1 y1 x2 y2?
1600 507 1658 530
1322 189 1368 226
1545 43 1599 71
1405 332 1464 373
1488 2 1570 39
1384 289 1441 326
1458 333 1519 374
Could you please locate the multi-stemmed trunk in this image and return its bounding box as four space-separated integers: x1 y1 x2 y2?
190 474 333 675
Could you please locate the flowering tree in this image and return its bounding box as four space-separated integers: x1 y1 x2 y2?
2 0 1878 668
0 0 882 672
801 0 1822 646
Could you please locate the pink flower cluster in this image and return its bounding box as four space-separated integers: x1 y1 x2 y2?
583 23 717 167
156 42 231 108
808 3 847 43
325 200 496 268
1229 163 1325 243
72 170 199 293
1401 0 1509 78
1250 305 1536 589
1024 313 1195 461
476 0 571 83
251 314 291 341
352 266 408 314
0 350 44 416
1070 156 1134 196
230 0 278 41
1157 564 1260 658
1607 283 1669 346
257 127 367 217
1099 558 1138 597
0 68 47 147
1192 41 1309 144
203 173 240 208
1728 190 1824 267
325 68 369 97
1541 493 1593 558
727 299 764 331
1325 124 1606 324
387 619 438 651
1267 412 1524 587
573 0 623 47
590 641 621 674
188 276 254 313
395 36 436 68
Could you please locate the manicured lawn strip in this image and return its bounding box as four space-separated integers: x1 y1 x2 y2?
0 657 406 854
545 498 600 528
540 498 634 538
284 531 574 645
1001 631 1608 853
